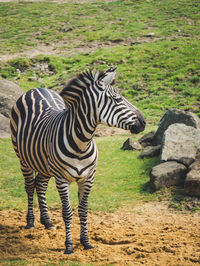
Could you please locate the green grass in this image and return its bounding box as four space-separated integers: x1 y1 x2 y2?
0 0 199 53
1 37 199 123
0 135 158 212
0 0 199 123
0 259 82 266
0 260 28 266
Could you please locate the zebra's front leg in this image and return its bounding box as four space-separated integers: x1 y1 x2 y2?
20 163 35 229
56 178 73 254
35 174 54 230
78 175 94 250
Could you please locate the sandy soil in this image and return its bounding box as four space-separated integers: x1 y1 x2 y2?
0 202 199 265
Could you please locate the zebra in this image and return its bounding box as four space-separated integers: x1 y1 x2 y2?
10 66 146 254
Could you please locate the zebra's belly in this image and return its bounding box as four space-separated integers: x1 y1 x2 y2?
48 155 97 183
61 165 96 183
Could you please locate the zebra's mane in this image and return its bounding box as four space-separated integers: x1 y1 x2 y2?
60 70 105 106
62 70 105 93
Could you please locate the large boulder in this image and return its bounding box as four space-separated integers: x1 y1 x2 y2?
150 161 187 190
0 79 24 118
121 138 142 151
153 109 200 145
184 153 200 197
0 113 10 138
161 123 200 167
139 145 161 158
138 131 155 147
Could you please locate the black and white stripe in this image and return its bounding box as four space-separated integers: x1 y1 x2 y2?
10 66 145 254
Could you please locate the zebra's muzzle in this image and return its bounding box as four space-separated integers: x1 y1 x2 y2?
129 113 146 134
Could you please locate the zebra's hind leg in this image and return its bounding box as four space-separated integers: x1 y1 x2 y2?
20 162 35 229
78 174 94 250
35 173 55 230
55 177 73 254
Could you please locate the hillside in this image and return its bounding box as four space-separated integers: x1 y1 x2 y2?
0 0 199 124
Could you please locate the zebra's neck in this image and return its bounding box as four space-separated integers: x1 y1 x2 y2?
62 107 97 154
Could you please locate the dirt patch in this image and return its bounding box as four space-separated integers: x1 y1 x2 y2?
0 36 178 63
0 203 199 265
95 124 127 137
0 0 116 2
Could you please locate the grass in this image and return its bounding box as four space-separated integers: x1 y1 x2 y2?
0 0 199 123
1 37 199 123
0 260 28 266
0 0 199 53
0 135 159 212
0 260 82 266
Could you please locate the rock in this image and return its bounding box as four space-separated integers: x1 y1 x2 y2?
0 79 24 118
28 76 37 82
150 161 187 190
184 154 200 197
121 138 142 151
138 131 155 147
146 32 155 37
161 123 200 167
59 26 73 32
153 109 200 145
139 145 161 158
0 114 10 138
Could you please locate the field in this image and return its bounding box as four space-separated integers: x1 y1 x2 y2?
0 0 200 265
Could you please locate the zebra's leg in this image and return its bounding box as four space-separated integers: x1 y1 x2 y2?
78 174 94 250
55 177 73 254
35 174 55 230
20 162 35 229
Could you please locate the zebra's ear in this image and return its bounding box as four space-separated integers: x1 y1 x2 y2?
98 66 117 86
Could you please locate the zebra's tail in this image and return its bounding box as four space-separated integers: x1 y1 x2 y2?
10 105 20 158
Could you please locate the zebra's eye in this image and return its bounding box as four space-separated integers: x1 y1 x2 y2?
113 96 123 103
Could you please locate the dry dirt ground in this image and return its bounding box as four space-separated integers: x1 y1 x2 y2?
0 202 200 265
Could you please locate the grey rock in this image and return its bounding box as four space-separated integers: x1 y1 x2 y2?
153 109 200 145
121 138 142 151
146 32 155 37
139 145 161 158
161 123 200 167
184 154 200 197
0 79 23 118
150 161 187 190
0 113 10 138
138 131 155 147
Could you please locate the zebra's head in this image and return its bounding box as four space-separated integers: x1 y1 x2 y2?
60 67 145 134
94 66 146 134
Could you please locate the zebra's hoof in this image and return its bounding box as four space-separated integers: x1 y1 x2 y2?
41 219 55 230
80 238 94 250
64 247 74 254
25 223 34 229
84 243 94 250
45 223 56 230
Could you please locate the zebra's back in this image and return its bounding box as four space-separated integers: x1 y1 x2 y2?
10 88 66 176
